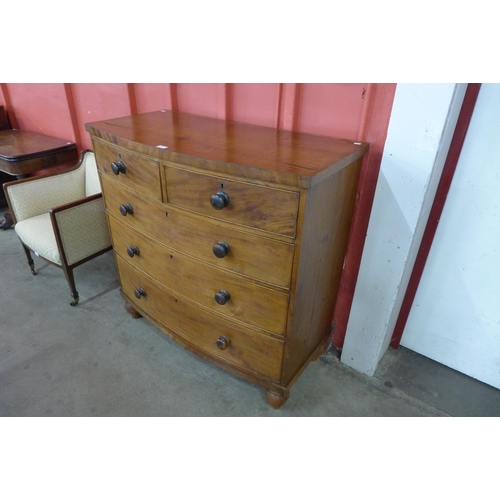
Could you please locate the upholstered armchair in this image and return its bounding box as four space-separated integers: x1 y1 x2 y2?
4 150 112 305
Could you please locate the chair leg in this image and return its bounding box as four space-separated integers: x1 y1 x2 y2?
21 242 37 275
62 265 79 306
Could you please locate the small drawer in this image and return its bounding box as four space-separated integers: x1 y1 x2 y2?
93 140 161 200
101 175 295 289
117 255 284 381
109 216 289 335
164 165 299 237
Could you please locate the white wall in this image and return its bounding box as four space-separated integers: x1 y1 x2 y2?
341 83 467 376
400 84 500 389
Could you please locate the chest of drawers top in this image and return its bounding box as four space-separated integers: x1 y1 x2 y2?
86 110 368 189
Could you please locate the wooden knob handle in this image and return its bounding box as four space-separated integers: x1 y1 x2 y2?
127 245 139 258
215 290 230 305
210 191 230 210
134 287 146 299
111 161 126 175
119 203 133 216
216 335 230 350
213 241 230 258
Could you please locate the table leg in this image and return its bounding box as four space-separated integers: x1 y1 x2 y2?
1 172 30 230
0 210 13 230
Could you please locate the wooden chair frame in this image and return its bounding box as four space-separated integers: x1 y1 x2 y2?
3 150 112 305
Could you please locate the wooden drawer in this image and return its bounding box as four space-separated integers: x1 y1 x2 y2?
101 175 294 288
94 140 161 200
164 165 299 237
109 216 289 335
117 255 284 381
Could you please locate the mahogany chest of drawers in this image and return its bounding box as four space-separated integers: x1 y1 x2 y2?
86 110 368 408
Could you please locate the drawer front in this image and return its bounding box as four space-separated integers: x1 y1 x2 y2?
101 175 294 288
94 140 161 200
165 165 299 237
109 216 289 335
117 255 284 381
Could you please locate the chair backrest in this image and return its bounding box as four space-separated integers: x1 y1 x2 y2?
84 151 102 196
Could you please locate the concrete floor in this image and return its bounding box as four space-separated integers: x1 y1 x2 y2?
2 208 500 417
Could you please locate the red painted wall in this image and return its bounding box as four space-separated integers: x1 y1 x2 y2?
0 82 396 347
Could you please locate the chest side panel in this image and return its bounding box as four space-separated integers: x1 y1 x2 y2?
282 158 363 385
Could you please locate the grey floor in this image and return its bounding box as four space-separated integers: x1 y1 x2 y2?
1 208 500 417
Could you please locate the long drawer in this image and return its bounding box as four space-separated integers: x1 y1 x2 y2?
109 215 289 335
164 165 299 237
117 255 284 381
94 140 162 200
101 175 295 288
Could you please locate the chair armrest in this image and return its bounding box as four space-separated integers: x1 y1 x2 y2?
50 194 112 266
4 165 85 223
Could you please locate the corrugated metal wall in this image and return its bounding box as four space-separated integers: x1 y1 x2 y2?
0 82 396 346
0 83 392 147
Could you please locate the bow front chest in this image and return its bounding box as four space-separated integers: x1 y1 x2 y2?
86 110 368 408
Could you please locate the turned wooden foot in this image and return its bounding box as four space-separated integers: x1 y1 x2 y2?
265 389 290 409
125 302 142 319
